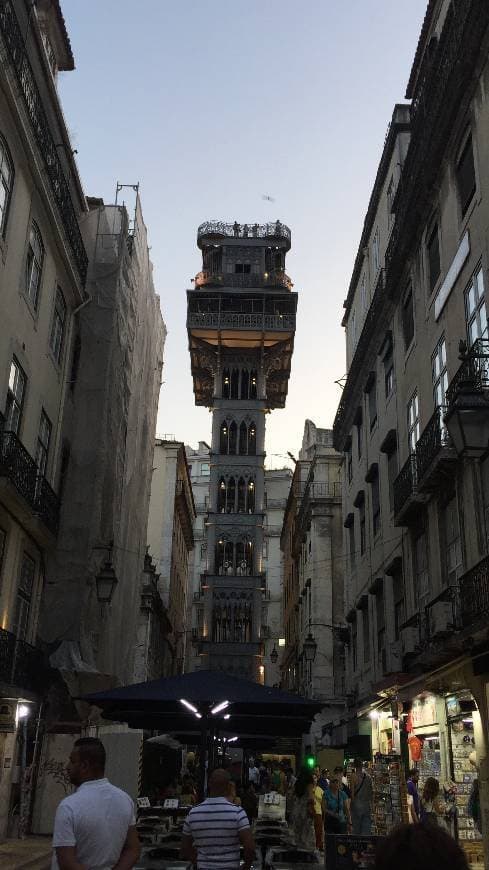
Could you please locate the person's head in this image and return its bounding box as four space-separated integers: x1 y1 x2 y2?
422 777 440 802
353 758 364 772
333 766 343 777
408 768 419 784
67 737 106 786
294 769 313 797
374 823 469 870
209 767 231 797
312 773 318 785
329 776 340 794
314 765 320 777
227 780 237 800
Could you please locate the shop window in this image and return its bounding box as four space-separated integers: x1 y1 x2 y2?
465 266 487 347
456 133 476 217
426 222 441 293
402 285 415 350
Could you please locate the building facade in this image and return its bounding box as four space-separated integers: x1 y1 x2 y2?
262 466 292 687
147 438 196 676
185 441 211 673
0 0 88 838
334 1 489 861
187 220 297 680
280 421 345 749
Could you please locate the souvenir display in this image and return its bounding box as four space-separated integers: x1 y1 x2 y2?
371 757 408 835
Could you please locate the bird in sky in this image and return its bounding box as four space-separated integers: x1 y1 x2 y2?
262 194 275 202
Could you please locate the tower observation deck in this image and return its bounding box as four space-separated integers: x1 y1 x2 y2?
187 220 297 681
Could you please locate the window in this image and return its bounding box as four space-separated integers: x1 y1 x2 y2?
50 287 67 363
384 346 394 399
0 134 13 237
387 176 395 229
367 376 377 431
465 266 487 346
14 553 36 641
427 222 441 292
235 262 251 274
413 525 429 609
371 470 381 537
376 590 385 660
200 462 210 476
456 134 476 217
432 336 448 409
35 409 52 477
402 285 415 350
362 606 370 664
407 391 420 453
5 358 27 435
441 495 463 585
372 227 380 275
25 222 44 309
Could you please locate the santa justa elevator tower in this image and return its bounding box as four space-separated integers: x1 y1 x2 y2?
187 220 297 681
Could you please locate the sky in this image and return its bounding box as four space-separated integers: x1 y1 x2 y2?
59 0 427 467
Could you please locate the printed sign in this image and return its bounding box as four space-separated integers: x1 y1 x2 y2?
411 695 437 728
163 798 179 809
136 797 150 808
325 834 380 869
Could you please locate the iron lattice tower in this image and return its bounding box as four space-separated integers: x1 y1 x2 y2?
187 220 297 681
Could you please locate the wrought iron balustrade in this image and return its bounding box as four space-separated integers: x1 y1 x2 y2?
446 339 489 406
393 453 417 517
416 405 451 482
187 312 296 331
0 627 42 691
460 554 489 628
0 0 88 287
194 270 293 290
197 221 291 243
0 430 60 535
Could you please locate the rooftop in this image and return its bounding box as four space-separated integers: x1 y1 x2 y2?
197 220 291 249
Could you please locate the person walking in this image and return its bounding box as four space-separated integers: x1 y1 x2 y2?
407 768 420 824
350 759 373 835
181 768 255 870
290 770 316 851
51 737 140 870
323 775 351 836
311 773 325 851
248 761 260 787
420 777 448 830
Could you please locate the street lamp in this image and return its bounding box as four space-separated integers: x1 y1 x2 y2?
270 645 278 664
303 632 318 663
95 560 118 603
444 340 489 456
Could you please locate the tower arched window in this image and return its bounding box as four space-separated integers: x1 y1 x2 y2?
240 369 249 399
250 370 258 399
235 537 254 575
216 539 233 575
231 368 239 399
227 476 236 512
220 421 228 454
222 368 230 398
248 422 257 455
247 479 255 513
218 477 226 512
239 421 248 455
229 420 237 454
237 477 246 513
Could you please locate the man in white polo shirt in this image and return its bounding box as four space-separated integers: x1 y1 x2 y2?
51 737 140 870
181 768 255 870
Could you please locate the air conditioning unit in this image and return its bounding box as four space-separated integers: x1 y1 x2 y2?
400 626 419 655
429 600 453 638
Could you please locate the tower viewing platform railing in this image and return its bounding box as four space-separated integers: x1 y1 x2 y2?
187 312 296 332
197 221 291 244
194 270 293 290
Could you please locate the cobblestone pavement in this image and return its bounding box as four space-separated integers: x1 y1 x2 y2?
0 836 52 869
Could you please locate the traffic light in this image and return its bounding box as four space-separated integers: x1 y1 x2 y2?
305 754 316 770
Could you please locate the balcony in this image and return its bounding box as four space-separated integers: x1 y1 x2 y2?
415 406 457 491
446 338 489 405
187 311 296 332
197 220 291 246
393 454 428 525
0 0 88 287
0 429 60 537
194 270 293 290
460 555 489 630
0 628 43 693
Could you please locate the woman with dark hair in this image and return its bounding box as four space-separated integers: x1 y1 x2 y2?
291 770 315 851
375 823 469 870
420 777 448 829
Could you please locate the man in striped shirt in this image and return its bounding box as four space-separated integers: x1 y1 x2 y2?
181 768 255 870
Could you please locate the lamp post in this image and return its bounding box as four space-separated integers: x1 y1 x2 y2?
17 703 31 839
270 645 278 664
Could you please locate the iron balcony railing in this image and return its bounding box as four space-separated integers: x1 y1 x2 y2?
0 627 43 691
197 220 291 243
416 405 451 482
194 270 293 290
393 453 417 517
0 430 60 536
0 0 88 287
446 338 489 405
187 312 296 331
460 554 489 629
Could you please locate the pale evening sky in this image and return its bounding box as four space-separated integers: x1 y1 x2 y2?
59 1 427 466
